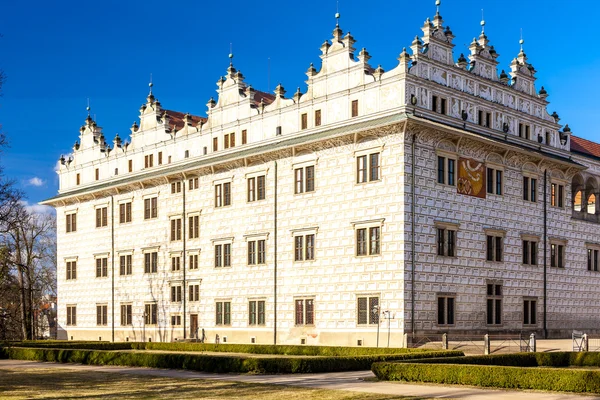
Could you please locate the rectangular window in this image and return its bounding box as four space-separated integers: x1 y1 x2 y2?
294 234 315 261
95 168 99 181
247 239 266 265
128 160 133 172
189 284 200 302
188 215 199 239
158 152 163 165
189 254 199 270
357 153 380 183
144 197 158 219
76 173 81 185
213 137 218 151
216 301 231 325
437 156 455 186
478 110 491 128
301 113 308 130
170 218 182 241
144 303 157 325
96 304 108 326
519 123 531 139
171 181 182 194
188 177 199 190
294 166 315 194
437 296 455 325
120 304 132 326
522 240 538 265
486 168 503 195
247 175 266 202
437 228 457 257
215 244 232 267
357 296 379 325
66 213 77 233
119 202 132 223
171 285 182 302
315 110 322 126
588 248 600 272
95 207 108 228
356 227 381 256
171 315 182 326
431 96 447 115
551 183 565 208
551 243 565 268
95 257 108 278
144 154 154 168
66 305 76 326
486 235 503 262
242 129 247 145
66 260 77 280
215 182 231 207
249 300 266 326
486 283 502 325
523 299 537 325
119 254 132 276
523 177 537 202
171 256 181 271
440 98 447 115
351 100 358 117
144 252 158 273
432 95 437 112
295 298 315 325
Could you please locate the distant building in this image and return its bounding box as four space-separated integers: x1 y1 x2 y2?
43 4 600 344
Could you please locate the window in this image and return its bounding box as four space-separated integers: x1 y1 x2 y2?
215 182 231 207
518 123 531 139
76 173 80 185
144 197 158 219
478 110 491 128
436 226 457 257
485 231 504 262
588 193 597 214
215 243 232 267
432 95 447 115
295 298 315 325
249 300 266 326
351 99 358 117
248 239 266 265
188 177 199 190
545 131 551 145
171 256 181 271
95 206 108 228
294 234 315 261
189 284 200 301
301 113 308 130
188 215 199 239
551 183 564 208
66 260 77 280
171 181 182 194
276 126 282 135
158 152 163 165
224 132 235 149
95 257 108 278
437 155 456 186
204 147 207 154
356 227 381 256
357 153 380 183
315 110 322 126
119 254 132 276
96 304 108 326
294 166 315 194
189 253 199 270
248 175 266 202
522 239 538 266
588 246 600 272
170 218 182 241
171 285 182 302
216 301 231 325
185 150 189 158
95 168 99 181
66 213 77 233
171 315 182 326
551 242 566 268
486 282 502 325
120 304 132 326
523 299 537 325
115 168 118 176
168 155 172 163
437 295 455 325
144 303 157 325
242 129 247 145
523 177 537 202
213 137 218 151
119 202 132 223
144 154 154 168
128 160 133 172
574 190 583 212
66 305 76 326
144 252 158 273
357 296 379 325
486 168 503 195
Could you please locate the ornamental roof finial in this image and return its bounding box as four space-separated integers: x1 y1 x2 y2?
481 9 485 34
335 0 340 27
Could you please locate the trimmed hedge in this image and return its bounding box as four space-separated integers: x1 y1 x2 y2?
372 352 600 393
0 346 463 374
3 341 134 351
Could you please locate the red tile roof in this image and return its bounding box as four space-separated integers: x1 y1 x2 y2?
165 110 206 131
571 135 600 159
254 90 275 105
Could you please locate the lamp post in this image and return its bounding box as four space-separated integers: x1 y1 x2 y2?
372 305 380 347
382 310 395 348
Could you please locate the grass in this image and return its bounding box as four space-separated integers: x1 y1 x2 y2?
0 367 418 400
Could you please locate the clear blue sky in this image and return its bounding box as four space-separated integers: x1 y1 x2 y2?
1 0 598 206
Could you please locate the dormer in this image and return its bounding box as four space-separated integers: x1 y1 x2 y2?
467 20 499 81
509 41 537 96
417 4 455 65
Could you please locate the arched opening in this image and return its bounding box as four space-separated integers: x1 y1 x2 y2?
572 174 585 212
574 190 583 212
588 193 597 215
585 177 598 215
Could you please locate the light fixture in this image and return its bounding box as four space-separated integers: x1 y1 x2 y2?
410 94 418 106
559 131 568 146
503 123 509 133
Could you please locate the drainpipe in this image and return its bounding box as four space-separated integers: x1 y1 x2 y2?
411 133 416 336
183 180 187 339
111 195 115 342
274 161 278 345
543 170 547 339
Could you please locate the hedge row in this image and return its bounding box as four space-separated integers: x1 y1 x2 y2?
2 341 133 351
372 352 600 393
0 347 463 374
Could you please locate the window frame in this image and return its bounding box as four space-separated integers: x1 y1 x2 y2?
95 256 108 278
119 253 133 276
249 299 266 326
294 165 315 194
486 165 504 196
523 298 537 326
143 250 158 274
96 304 108 326
523 175 538 203
66 212 77 233
144 303 158 325
437 294 456 326
215 301 232 326
550 238 567 269
294 298 315 326
120 303 132 326
95 206 108 228
214 239 233 268
436 152 456 187
486 281 503 326
357 295 380 326
587 243 600 272
66 259 77 280
293 231 316 262
189 283 200 302
188 213 200 239
485 229 505 262
435 221 459 257
214 181 232 208
66 305 77 326
143 197 158 220
119 201 132 224
356 152 380 184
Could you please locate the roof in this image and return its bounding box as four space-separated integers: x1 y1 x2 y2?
571 135 600 159
164 110 206 131
253 90 275 105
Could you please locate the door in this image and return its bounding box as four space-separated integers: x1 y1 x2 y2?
190 314 198 339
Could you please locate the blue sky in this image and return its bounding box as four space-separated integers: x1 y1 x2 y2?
1 0 598 206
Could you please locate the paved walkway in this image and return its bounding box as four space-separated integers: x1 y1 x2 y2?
1 359 598 400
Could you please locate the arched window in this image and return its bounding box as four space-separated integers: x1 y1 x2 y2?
574 190 583 212
588 193 597 215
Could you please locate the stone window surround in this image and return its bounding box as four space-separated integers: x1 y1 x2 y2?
352 218 385 258
436 149 457 187
436 292 456 327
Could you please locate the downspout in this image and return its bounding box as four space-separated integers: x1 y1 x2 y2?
111 195 115 342
411 133 416 336
543 170 548 339
274 161 278 345
183 180 187 339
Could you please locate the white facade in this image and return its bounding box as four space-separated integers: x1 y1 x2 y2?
44 8 600 344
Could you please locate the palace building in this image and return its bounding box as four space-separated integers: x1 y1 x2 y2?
43 3 600 345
